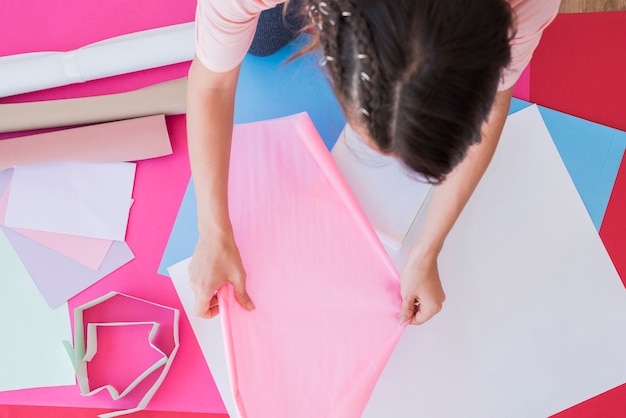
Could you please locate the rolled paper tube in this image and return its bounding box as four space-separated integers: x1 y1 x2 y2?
0 78 187 133
0 23 194 98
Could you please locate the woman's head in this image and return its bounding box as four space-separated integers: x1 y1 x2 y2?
304 0 513 183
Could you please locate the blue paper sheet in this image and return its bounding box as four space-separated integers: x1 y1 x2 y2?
235 35 345 149
538 106 626 230
510 98 626 230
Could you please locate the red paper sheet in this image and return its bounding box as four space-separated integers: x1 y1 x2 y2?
529 12 626 132
600 151 626 289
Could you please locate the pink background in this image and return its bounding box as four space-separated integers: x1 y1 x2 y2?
0 0 227 415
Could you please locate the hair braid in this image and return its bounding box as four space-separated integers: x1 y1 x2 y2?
311 0 390 150
343 2 389 149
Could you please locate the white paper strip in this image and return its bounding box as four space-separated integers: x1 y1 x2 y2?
331 123 432 249
0 23 194 98
363 105 626 417
168 258 236 417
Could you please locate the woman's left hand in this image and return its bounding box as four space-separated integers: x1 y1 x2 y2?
398 251 446 325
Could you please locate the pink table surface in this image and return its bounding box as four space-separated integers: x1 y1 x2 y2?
0 0 228 415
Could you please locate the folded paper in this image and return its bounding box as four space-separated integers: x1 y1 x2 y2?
69 292 180 418
0 78 187 133
362 106 626 417
0 227 75 392
5 161 135 241
0 115 172 170
0 23 194 98
331 123 431 249
179 113 405 417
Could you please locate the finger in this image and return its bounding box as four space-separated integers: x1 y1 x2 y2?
412 301 441 325
232 278 255 311
205 294 220 318
194 290 217 318
398 296 417 324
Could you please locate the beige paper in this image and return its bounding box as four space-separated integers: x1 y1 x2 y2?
0 78 186 133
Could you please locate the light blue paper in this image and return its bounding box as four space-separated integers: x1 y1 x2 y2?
509 97 532 114
158 180 198 276
538 106 626 230
510 98 626 230
235 34 345 149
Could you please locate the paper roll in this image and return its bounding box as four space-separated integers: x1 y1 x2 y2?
0 23 194 98
0 78 187 133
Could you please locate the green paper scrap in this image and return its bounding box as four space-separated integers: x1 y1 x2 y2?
70 292 180 418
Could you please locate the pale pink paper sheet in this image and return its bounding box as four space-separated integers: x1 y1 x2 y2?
0 114 171 169
12 228 113 270
218 113 406 417
0 179 114 269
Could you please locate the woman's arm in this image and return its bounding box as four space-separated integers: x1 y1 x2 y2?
186 56 255 318
398 87 513 324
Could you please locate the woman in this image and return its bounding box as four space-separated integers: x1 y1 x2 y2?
186 0 561 324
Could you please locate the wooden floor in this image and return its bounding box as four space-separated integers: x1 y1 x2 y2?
560 0 626 12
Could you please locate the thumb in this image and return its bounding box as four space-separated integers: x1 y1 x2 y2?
398 296 416 324
232 279 256 311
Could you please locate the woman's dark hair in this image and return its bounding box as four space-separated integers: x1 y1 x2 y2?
300 0 514 183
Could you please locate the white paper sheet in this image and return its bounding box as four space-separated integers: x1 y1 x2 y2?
362 106 626 417
167 259 236 417
331 124 432 249
0 228 74 391
0 23 194 97
5 162 136 241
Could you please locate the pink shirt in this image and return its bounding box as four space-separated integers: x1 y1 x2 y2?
195 0 560 90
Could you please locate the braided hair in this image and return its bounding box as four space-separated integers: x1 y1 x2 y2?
301 0 514 183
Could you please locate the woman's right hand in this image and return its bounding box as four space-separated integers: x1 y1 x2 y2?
188 231 255 319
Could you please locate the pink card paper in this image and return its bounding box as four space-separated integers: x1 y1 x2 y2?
217 113 405 417
10 228 113 270
0 114 171 169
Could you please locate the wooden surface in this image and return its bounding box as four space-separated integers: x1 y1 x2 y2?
560 0 626 12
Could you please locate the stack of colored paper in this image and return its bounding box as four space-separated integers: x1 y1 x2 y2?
0 114 175 396
0 161 136 309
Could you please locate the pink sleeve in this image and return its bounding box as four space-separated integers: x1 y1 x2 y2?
195 0 285 73
499 0 561 91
